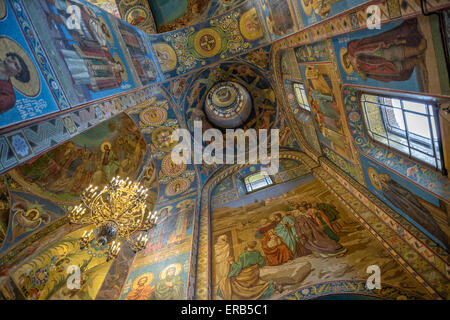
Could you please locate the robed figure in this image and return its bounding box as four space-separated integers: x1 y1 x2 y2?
292 208 346 257
258 219 294 266
154 266 184 300
124 275 154 300
214 235 232 287
305 203 340 242
0 53 31 113
61 45 124 92
377 174 449 251
272 212 309 257
217 241 273 300
272 212 297 255
342 18 428 89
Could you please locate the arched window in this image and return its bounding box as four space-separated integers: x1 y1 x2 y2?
293 83 311 111
244 172 273 193
361 93 443 170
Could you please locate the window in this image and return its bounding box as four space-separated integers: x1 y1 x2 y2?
244 172 273 192
293 83 311 111
361 93 443 170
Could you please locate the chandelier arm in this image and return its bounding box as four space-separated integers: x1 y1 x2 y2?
71 198 93 224
119 225 136 240
74 177 154 260
96 190 114 221
107 191 117 220
80 197 91 210
115 200 140 220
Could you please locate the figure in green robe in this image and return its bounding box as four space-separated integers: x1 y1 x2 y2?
154 267 184 300
217 241 273 300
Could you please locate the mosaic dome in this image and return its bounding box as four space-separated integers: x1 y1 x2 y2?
204 81 252 129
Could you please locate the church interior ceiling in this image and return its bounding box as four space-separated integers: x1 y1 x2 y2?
0 0 449 300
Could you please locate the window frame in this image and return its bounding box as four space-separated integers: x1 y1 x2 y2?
243 172 274 193
293 82 311 112
359 91 446 173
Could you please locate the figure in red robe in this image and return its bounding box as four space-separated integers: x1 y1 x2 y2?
342 18 428 89
262 230 294 266
0 53 30 114
258 219 294 266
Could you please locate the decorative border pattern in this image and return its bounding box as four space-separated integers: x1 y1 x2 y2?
279 0 449 50
282 279 423 300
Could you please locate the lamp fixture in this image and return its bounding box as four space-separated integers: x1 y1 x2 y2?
69 176 158 261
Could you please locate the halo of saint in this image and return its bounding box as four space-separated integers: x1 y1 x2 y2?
368 167 382 191
132 272 154 291
159 263 182 280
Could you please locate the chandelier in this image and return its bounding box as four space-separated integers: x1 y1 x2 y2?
69 176 158 261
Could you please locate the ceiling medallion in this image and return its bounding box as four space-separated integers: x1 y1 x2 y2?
193 28 222 58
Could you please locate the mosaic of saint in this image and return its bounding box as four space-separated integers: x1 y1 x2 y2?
9 114 146 203
22 0 136 106
11 226 112 300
